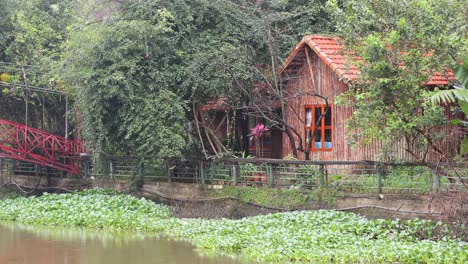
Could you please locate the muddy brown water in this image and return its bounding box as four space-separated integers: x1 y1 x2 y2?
0 223 254 264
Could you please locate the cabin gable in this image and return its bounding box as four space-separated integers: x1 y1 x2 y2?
279 35 457 161
281 44 351 160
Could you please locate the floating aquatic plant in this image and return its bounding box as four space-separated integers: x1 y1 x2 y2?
172 210 467 263
0 190 466 263
0 189 178 232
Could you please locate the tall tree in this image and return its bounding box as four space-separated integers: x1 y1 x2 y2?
59 0 265 161
0 0 78 134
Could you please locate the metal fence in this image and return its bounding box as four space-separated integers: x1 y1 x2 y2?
139 158 467 194
84 157 140 180
0 157 64 190
2 156 467 194
0 158 62 179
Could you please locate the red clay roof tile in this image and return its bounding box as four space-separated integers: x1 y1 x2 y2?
281 35 454 86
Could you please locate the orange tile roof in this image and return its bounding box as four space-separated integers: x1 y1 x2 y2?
281 35 454 86
199 98 229 111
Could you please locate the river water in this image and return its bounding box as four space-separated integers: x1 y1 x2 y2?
0 223 252 264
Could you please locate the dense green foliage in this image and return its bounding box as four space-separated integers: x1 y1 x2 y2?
0 189 177 231
61 2 187 160
252 0 335 59
330 0 468 160
0 0 76 132
59 0 264 160
0 190 466 263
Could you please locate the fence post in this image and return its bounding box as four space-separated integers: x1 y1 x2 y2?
109 160 114 180
135 161 144 188
432 171 440 191
0 158 3 185
82 159 89 178
199 161 206 185
138 162 144 178
377 164 383 194
232 163 240 185
267 164 275 187
168 164 174 183
34 163 39 177
9 159 13 181
319 164 326 187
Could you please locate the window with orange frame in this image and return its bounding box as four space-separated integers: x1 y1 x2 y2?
305 105 332 151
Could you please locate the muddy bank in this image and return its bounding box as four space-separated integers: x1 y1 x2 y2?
2 175 467 223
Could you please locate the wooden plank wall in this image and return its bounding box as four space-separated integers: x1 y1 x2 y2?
281 46 460 162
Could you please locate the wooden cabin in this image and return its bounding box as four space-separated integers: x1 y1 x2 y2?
200 35 460 161
279 35 458 161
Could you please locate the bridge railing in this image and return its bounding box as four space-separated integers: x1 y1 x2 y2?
0 119 86 175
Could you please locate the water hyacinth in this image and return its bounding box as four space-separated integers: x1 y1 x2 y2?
0 190 466 263
0 189 178 232
172 211 467 263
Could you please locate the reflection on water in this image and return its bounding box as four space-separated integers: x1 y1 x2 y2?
0 223 252 264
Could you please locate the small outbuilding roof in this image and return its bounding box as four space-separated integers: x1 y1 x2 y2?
281 35 453 86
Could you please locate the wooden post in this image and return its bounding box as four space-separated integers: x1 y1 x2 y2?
9 159 13 181
137 161 144 187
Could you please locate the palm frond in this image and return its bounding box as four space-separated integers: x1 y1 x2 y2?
431 89 456 104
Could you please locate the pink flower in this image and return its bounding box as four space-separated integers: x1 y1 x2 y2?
249 124 269 139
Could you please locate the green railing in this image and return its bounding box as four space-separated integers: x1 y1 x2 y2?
92 158 467 194
5 156 465 194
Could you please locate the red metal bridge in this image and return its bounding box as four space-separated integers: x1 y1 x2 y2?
0 119 86 175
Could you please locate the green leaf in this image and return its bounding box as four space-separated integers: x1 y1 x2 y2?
460 102 468 115
454 63 468 88
461 137 468 155
450 119 461 125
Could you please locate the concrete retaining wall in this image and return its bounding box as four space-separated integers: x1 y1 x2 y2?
4 175 462 219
